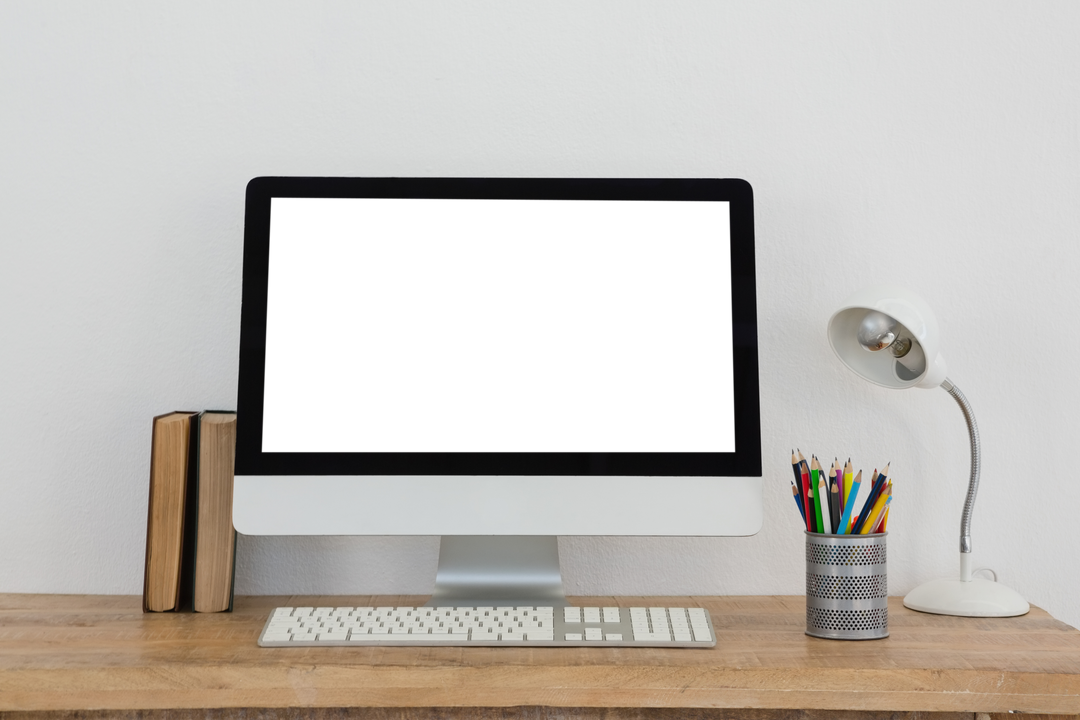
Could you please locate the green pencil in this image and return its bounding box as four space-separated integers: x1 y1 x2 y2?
811 457 825 534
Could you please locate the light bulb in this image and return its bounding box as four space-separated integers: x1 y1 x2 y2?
857 311 899 352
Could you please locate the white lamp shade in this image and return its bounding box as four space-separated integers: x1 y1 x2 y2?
828 285 948 389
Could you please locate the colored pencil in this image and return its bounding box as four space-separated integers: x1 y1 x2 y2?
798 450 812 532
838 469 861 534
829 463 837 526
818 474 830 534
871 502 889 534
843 458 853 511
833 458 842 509
856 480 891 534
790 450 805 520
852 468 884 534
878 505 891 533
829 474 841 534
860 490 892 535
827 460 835 504
791 481 806 524
811 457 825 534
812 474 829 533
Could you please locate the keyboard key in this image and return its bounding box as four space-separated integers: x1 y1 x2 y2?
263 632 292 642
563 607 581 623
318 630 348 641
634 632 672 642
602 607 620 623
565 632 583 641
375 633 464 643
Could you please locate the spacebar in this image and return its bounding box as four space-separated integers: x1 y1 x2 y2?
351 634 468 642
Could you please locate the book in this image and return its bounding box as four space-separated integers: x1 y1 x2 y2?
143 411 198 612
191 411 238 613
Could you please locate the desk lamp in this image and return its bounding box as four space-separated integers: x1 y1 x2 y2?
827 285 1028 617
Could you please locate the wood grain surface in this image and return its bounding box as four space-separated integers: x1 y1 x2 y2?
1 595 1079 718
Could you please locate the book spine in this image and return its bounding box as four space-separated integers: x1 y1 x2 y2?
142 417 162 613
192 411 238 613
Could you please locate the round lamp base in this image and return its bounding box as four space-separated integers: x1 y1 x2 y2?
903 578 1029 617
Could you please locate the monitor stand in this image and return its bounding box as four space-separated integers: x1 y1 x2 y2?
425 536 569 608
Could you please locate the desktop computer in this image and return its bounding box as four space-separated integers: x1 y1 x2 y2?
234 177 761 646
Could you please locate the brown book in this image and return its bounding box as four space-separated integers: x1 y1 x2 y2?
192 411 238 613
143 411 198 612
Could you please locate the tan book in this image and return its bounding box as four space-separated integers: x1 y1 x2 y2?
143 412 198 612
192 411 238 613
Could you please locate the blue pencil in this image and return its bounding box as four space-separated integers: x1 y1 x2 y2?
837 470 862 534
791 482 807 524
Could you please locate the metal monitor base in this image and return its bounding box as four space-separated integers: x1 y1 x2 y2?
426 536 569 608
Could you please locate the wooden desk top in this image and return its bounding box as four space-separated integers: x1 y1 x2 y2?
2 594 1079 718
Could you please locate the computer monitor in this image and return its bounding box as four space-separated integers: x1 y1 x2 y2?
234 177 761 606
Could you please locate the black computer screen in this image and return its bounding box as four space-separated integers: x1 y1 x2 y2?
236 177 760 474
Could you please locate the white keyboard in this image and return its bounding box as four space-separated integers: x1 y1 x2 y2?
258 605 715 647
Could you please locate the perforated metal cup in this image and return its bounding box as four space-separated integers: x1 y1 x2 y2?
805 531 888 640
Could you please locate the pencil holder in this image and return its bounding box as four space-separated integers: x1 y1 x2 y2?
805 531 888 640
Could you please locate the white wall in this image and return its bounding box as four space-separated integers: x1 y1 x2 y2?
3 2 1079 628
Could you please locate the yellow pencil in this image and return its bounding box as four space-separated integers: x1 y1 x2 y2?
859 483 892 534
872 504 891 533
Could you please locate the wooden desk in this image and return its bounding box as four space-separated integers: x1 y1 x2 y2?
1 594 1079 719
